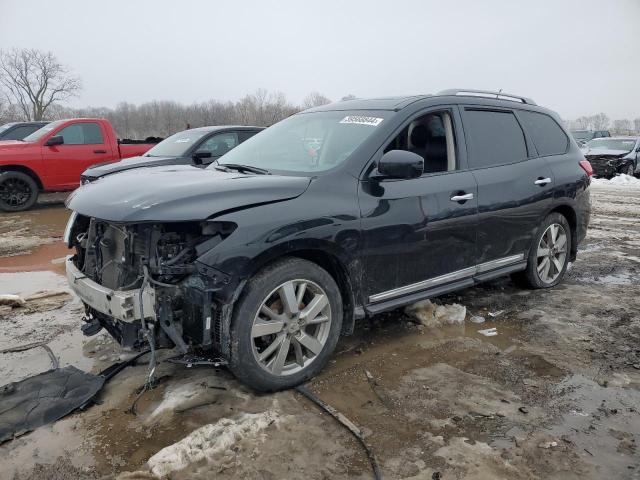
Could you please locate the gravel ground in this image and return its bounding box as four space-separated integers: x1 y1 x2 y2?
0 180 639 480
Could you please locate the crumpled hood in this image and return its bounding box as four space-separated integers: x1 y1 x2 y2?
84 155 190 178
67 164 311 222
583 148 631 159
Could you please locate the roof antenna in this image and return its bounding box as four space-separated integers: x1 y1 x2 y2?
496 88 503 99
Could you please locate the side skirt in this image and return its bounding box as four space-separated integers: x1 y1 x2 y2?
363 261 527 317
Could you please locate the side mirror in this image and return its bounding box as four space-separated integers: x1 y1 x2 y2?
193 151 212 159
636 146 640 152
192 151 212 165
376 150 424 179
45 135 64 146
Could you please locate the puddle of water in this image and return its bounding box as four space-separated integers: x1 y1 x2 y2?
0 241 71 273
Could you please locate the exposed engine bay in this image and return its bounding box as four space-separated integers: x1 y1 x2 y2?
66 214 236 358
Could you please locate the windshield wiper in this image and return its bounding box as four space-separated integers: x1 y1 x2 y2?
219 163 271 175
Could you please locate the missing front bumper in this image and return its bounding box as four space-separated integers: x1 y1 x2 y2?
65 256 156 322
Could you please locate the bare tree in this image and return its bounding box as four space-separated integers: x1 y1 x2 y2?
634 118 640 134
612 119 632 135
0 96 18 123
302 91 331 109
0 48 81 121
589 113 610 131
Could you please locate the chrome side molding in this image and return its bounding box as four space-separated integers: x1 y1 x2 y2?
368 253 525 303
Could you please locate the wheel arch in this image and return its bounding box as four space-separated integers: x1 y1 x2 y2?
242 243 359 336
0 165 44 190
547 203 578 261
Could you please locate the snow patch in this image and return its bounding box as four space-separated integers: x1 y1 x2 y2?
405 299 466 327
147 411 279 478
592 174 640 187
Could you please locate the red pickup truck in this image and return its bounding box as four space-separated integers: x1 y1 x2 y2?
0 118 160 211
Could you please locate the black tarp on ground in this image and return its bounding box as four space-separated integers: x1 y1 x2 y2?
0 366 104 443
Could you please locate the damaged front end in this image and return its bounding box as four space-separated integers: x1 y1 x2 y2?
585 152 632 178
65 214 236 360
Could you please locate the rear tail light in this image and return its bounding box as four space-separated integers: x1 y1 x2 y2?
579 160 593 177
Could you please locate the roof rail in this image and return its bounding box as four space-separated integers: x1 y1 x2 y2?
437 89 537 106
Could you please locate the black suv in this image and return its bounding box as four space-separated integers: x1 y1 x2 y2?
0 121 49 141
81 125 263 183
64 89 591 391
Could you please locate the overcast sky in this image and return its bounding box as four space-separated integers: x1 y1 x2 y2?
1 0 639 120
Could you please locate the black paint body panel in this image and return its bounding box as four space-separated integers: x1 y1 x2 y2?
67 94 592 319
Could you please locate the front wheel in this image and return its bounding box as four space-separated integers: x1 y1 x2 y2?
229 258 343 391
623 163 635 177
0 171 39 212
513 213 571 289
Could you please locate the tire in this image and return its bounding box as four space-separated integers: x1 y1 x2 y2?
0 171 39 212
623 163 635 177
229 257 343 391
512 212 571 289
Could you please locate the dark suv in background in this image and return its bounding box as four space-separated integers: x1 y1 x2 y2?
81 125 263 183
65 89 591 391
0 121 49 141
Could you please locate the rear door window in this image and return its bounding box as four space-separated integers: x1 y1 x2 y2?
56 123 104 145
518 111 568 156
463 109 528 168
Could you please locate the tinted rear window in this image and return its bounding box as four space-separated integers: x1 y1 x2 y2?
463 109 528 168
519 111 568 156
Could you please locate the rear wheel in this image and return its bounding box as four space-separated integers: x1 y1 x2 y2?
229 258 343 391
513 212 571 289
0 171 39 212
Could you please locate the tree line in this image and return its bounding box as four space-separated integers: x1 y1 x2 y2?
565 113 640 135
0 47 638 139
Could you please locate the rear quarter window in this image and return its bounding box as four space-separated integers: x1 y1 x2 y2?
518 111 568 156
463 109 528 168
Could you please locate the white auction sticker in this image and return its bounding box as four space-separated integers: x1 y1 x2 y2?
339 116 384 126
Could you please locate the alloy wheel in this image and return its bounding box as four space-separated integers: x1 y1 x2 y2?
0 177 32 208
536 223 568 284
251 279 332 376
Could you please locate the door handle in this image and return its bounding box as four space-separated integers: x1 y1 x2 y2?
450 193 474 202
534 177 552 186
93 149 107 154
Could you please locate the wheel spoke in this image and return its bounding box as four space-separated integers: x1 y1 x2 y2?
542 258 551 279
550 224 558 244
555 234 567 251
537 257 549 274
297 333 323 356
292 336 305 367
252 318 285 337
537 247 550 257
258 332 285 361
278 281 299 316
552 257 563 273
296 281 307 305
306 314 330 326
271 335 291 375
300 293 328 322
260 304 279 320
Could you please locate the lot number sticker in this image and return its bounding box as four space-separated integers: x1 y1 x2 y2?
340 116 384 126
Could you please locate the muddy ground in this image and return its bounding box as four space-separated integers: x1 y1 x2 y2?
0 183 639 480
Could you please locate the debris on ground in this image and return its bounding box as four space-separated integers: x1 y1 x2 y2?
0 294 26 307
470 315 485 324
146 411 280 478
488 310 504 318
405 299 466 327
478 327 498 337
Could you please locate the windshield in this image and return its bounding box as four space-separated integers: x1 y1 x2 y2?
585 138 636 151
22 120 65 142
214 110 391 173
571 131 592 141
145 129 209 157
0 123 14 134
